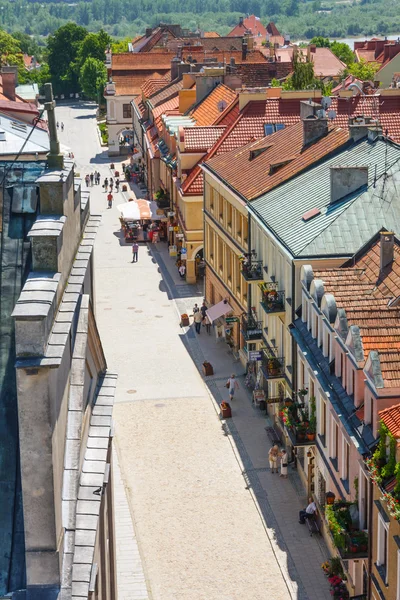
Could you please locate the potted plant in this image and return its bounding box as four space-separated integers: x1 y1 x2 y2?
307 397 316 441
110 162 115 169
296 422 307 442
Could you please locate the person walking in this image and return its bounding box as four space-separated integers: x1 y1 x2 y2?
193 310 202 334
226 374 239 401
85 174 90 187
178 263 186 278
107 192 113 209
279 449 288 478
142 222 148 241
90 172 94 186
204 314 211 335
193 303 199 314
132 242 139 263
61 122 64 132
56 121 59 130
268 445 279 474
115 178 120 192
200 301 207 321
97 172 101 185
103 177 108 190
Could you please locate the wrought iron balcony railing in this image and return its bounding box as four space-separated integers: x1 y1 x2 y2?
260 289 285 314
260 352 285 379
241 260 263 282
241 315 263 341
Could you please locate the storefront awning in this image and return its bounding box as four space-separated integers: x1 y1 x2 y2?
206 300 233 323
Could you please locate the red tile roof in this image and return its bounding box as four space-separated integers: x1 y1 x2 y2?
112 72 167 95
228 15 268 39
313 237 400 386
190 83 237 126
181 165 203 195
152 96 180 121
111 52 173 71
181 48 268 64
379 403 400 436
182 126 226 151
205 122 349 200
203 31 221 38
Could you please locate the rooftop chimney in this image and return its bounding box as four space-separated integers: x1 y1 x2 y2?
2 66 17 101
330 166 368 204
239 16 244 26
302 114 328 146
300 99 321 120
171 56 181 81
242 39 248 61
380 231 394 272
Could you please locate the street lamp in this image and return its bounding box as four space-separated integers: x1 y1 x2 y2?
326 491 336 505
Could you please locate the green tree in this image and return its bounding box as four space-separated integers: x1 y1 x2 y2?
347 58 380 81
0 30 21 56
79 56 107 102
330 41 354 66
283 50 316 90
111 37 131 54
310 36 330 47
47 23 87 94
77 29 111 69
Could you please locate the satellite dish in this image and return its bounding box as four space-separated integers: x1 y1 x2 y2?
321 96 332 109
316 109 326 118
328 109 337 120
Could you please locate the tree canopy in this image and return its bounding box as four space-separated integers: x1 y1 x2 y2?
47 23 88 94
79 56 107 101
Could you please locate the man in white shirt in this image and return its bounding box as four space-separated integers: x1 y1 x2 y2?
299 497 316 524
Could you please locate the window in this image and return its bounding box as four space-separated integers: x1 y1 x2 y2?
320 398 326 439
227 202 232 229
342 439 349 482
123 104 132 119
377 514 389 584
264 123 286 136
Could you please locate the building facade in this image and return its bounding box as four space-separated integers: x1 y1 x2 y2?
5 85 117 599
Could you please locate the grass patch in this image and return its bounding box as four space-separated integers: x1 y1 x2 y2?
98 122 108 144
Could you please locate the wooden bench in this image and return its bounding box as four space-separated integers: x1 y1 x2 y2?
265 426 282 445
306 513 321 537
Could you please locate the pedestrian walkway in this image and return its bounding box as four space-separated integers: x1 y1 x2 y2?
113 451 150 600
149 242 332 600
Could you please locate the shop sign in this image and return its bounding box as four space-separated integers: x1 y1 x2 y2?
248 350 262 361
176 233 184 239
181 254 187 260
181 248 187 254
168 226 174 232
173 226 179 232
225 316 239 323
168 211 175 217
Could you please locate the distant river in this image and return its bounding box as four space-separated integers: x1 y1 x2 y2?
294 34 400 47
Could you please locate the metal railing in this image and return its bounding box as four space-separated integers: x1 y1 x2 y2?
241 260 263 281
260 289 285 313
241 315 263 340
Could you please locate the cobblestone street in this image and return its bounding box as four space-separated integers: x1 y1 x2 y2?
58 101 332 600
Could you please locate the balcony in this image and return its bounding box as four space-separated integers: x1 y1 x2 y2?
279 402 316 447
241 260 263 282
259 282 285 314
260 351 285 379
325 501 368 559
241 315 263 341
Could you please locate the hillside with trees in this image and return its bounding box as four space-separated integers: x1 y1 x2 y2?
0 0 397 39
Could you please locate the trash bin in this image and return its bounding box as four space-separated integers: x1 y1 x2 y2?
220 402 232 418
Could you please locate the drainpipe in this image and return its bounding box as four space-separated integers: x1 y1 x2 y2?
367 476 373 600
247 212 252 319
291 261 297 398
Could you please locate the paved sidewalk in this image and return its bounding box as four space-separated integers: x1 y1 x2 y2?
150 242 332 600
113 451 150 600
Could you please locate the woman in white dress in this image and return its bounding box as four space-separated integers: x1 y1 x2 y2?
280 449 288 478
